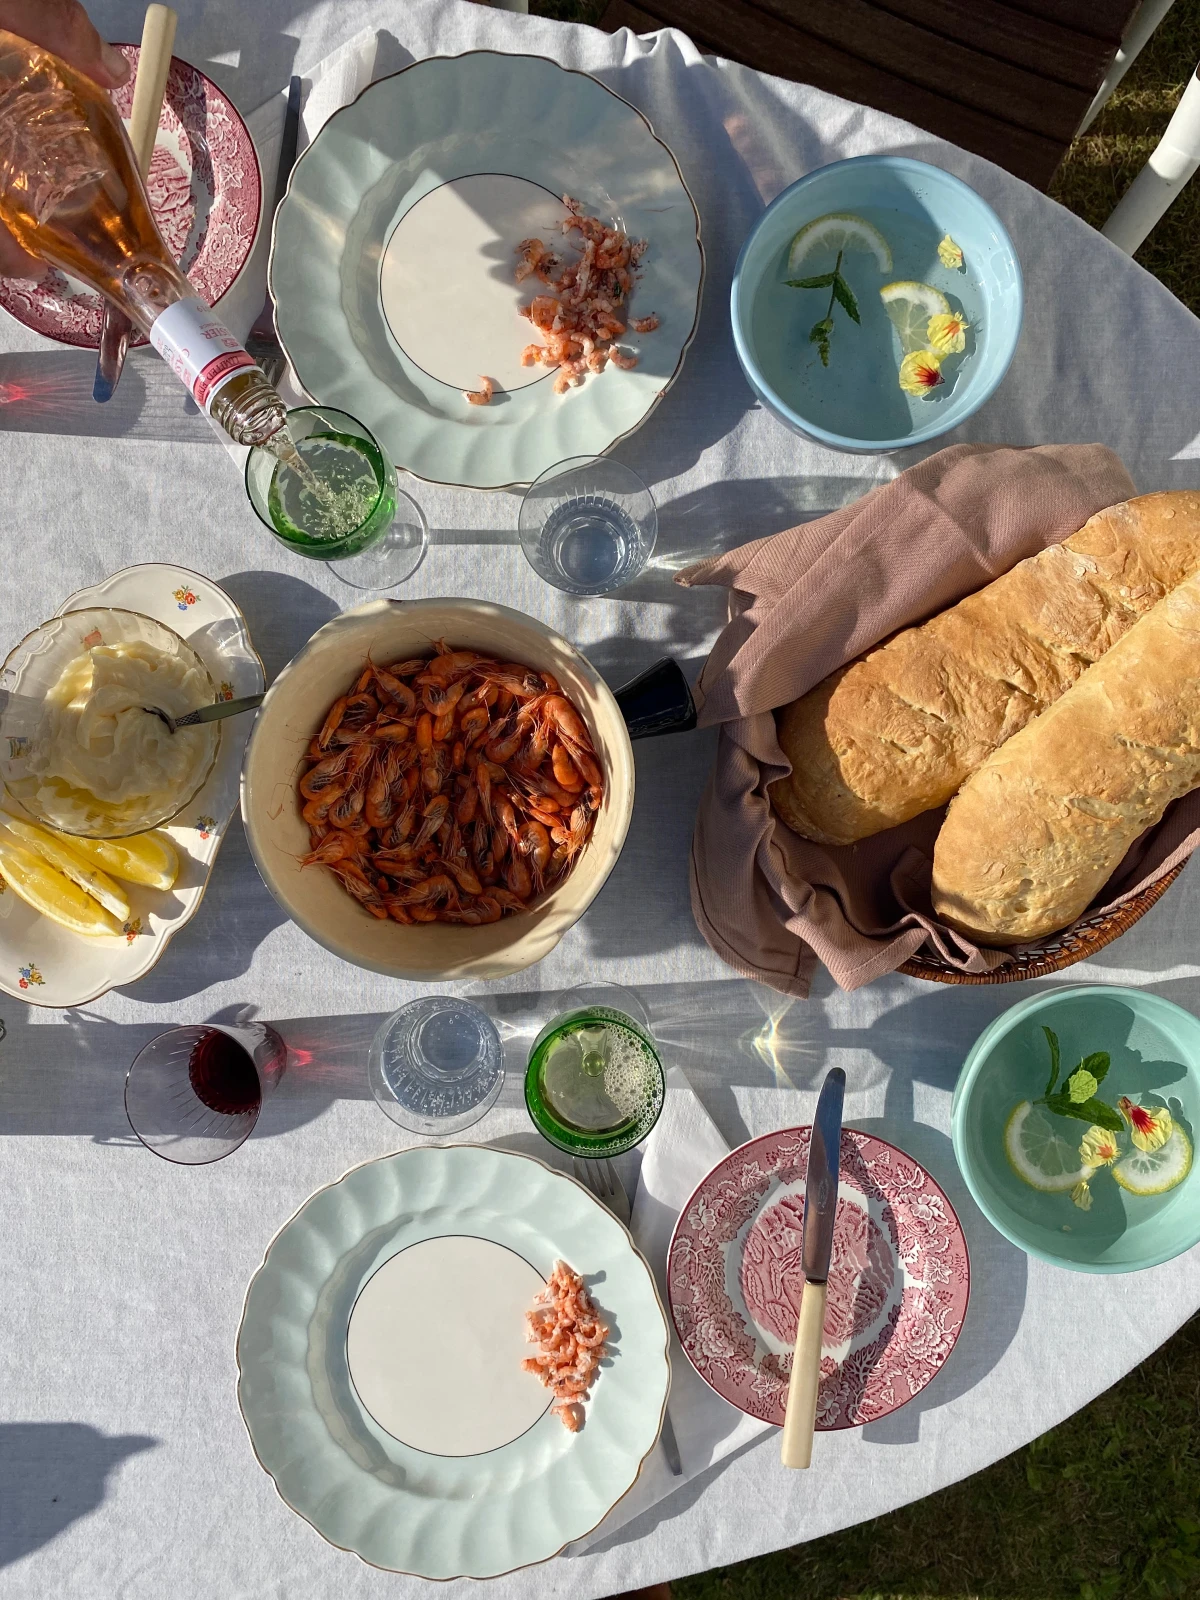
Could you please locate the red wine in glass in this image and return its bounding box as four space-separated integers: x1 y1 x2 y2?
187 1029 263 1116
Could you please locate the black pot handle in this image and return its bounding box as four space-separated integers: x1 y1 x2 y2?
613 657 697 740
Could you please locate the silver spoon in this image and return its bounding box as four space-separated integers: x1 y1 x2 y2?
142 692 264 735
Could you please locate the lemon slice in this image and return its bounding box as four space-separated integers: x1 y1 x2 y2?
64 829 180 891
0 815 130 921
787 212 893 275
880 280 952 354
1004 1101 1094 1192
0 836 122 937
1113 1127 1193 1196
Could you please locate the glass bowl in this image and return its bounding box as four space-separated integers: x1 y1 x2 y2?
0 607 221 838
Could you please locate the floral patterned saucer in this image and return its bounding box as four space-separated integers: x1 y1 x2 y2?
0 45 261 348
668 1127 970 1429
0 564 264 1008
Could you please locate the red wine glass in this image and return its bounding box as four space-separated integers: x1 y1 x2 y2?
124 1021 286 1164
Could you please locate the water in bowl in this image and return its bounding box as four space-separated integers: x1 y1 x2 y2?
536 495 644 595
752 204 982 444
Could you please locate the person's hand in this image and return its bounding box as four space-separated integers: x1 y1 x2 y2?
0 0 131 277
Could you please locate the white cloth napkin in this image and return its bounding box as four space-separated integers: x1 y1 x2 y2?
576 1066 772 1549
208 27 383 448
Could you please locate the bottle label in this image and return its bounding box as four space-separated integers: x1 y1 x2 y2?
149 296 258 414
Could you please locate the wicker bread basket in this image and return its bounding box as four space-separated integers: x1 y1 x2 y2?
899 862 1187 984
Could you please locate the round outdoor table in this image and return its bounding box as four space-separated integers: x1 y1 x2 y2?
4 1 1200 1596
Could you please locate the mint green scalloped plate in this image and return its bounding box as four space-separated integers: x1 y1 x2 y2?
236 1145 670 1578
268 51 703 490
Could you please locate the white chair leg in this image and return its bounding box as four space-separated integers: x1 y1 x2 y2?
1101 66 1200 253
1078 0 1178 135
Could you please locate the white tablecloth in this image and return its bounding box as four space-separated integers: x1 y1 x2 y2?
4 1 1200 1595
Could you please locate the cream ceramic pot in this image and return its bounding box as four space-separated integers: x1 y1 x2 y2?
241 598 650 981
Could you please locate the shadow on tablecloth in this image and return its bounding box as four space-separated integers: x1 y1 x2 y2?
0 1424 156 1570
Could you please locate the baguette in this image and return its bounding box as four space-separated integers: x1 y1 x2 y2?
931 571 1200 945
770 491 1200 846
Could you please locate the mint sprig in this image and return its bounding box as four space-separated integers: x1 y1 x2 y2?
1037 1030 1124 1132
787 249 860 367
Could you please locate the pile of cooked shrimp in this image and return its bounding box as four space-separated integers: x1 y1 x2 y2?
521 1261 610 1432
514 195 658 395
297 644 603 925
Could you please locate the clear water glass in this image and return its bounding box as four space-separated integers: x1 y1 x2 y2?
244 405 428 590
124 1020 287 1165
369 996 504 1136
518 455 657 595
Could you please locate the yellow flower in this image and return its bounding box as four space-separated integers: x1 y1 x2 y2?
898 349 944 396
1079 1125 1120 1168
926 312 970 355
1071 1179 1093 1211
1118 1096 1173 1153
938 234 964 270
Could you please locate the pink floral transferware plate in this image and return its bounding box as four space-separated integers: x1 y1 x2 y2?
0 44 261 348
668 1127 970 1429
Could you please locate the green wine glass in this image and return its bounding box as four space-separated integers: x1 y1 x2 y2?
244 405 427 589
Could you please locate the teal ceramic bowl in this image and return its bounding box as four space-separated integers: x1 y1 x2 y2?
730 155 1022 452
953 986 1200 1273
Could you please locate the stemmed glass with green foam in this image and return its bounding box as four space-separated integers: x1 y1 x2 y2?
525 988 665 1159
244 405 427 590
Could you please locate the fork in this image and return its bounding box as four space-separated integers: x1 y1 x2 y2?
572 1156 631 1223
571 1157 685 1476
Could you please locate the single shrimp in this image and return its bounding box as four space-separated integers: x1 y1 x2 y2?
412 794 451 851
299 747 351 799
422 743 449 794
551 742 586 792
316 695 351 752
484 719 523 764
444 858 483 897
365 747 405 830
421 679 466 717
423 649 485 684
464 374 494 406
505 853 533 899
491 887 531 915
416 712 434 751
516 819 552 893
373 720 414 745
455 782 479 827
371 664 416 715
327 783 366 830
300 832 364 867
328 860 387 918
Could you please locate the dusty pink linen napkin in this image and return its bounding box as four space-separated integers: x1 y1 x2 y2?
673 441 1199 995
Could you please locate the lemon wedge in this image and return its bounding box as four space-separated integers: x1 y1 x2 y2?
787 212 893 275
1004 1101 1094 1192
0 815 130 921
64 829 180 891
880 280 951 353
0 836 122 937
1113 1127 1193 1196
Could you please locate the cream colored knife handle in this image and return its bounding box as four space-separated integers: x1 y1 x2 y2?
780 1278 827 1469
128 6 178 178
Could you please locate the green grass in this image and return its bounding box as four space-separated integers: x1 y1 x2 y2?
1050 0 1200 316
526 4 1200 1595
674 1309 1200 1600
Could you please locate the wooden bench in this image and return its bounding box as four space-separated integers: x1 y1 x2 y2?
598 0 1142 188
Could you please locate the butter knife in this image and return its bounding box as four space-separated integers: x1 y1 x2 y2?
94 5 178 403
780 1066 845 1469
244 74 303 388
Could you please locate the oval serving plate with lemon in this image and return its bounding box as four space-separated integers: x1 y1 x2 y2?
953 987 1200 1273
0 565 264 1008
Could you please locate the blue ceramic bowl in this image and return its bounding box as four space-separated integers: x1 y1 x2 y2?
953 986 1200 1274
730 155 1023 453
